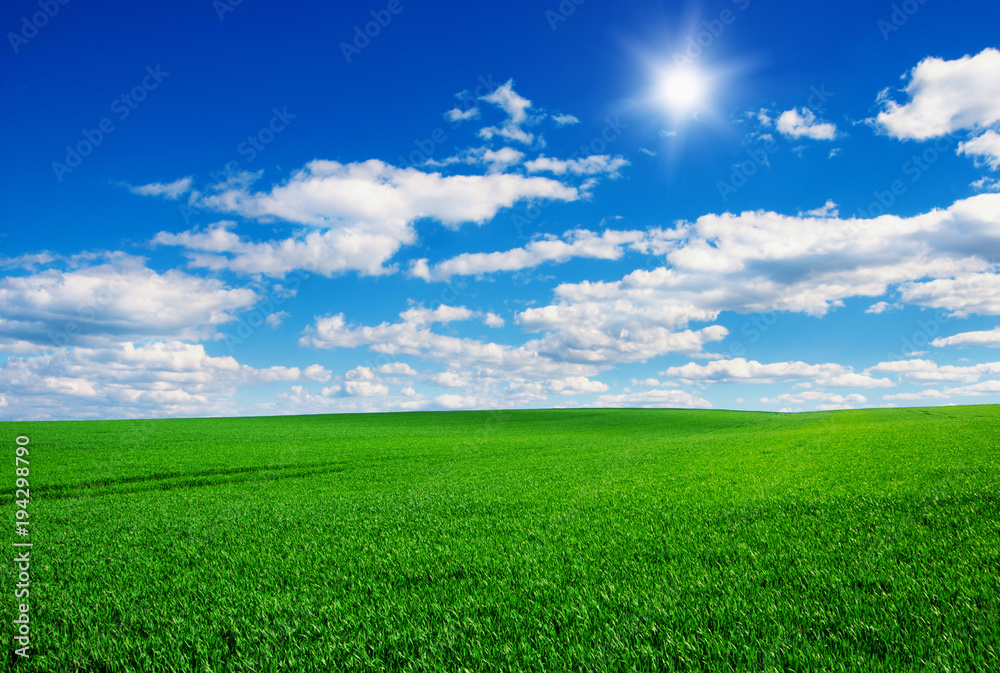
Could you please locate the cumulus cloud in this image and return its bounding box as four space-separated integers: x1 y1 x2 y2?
409 228 658 282
296 303 630 409
478 80 537 144
0 255 257 350
300 305 597 376
865 301 900 314
873 48 1000 139
760 391 867 408
510 193 1000 367
958 129 1000 171
867 358 1000 383
198 159 579 230
374 361 418 376
972 176 1000 192
898 271 1000 317
776 108 837 140
0 340 331 420
524 155 629 177
275 384 429 414
552 113 580 125
155 160 581 276
931 327 1000 348
662 358 893 388
883 380 1000 401
590 388 711 409
424 146 526 173
155 221 410 278
125 177 193 199
445 107 480 122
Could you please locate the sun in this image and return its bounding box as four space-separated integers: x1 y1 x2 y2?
656 66 708 113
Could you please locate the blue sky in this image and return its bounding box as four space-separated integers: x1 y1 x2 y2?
3 0 1000 419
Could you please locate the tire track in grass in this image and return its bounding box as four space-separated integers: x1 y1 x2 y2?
15 460 351 500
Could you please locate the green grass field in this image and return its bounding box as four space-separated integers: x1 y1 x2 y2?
3 406 999 671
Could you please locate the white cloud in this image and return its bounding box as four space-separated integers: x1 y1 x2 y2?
958 129 1000 171
883 379 1000 401
445 107 479 122
552 113 579 125
265 311 289 328
424 146 526 173
435 393 479 410
344 379 389 397
478 79 537 144
898 271 1000 317
300 306 597 378
874 48 1000 139
0 340 331 420
199 159 579 230
524 154 629 177
275 384 429 414
932 327 1000 348
865 301 900 314
155 220 408 277
590 388 712 409
512 193 1000 363
804 200 839 218
126 177 193 199
156 160 582 277
776 108 837 140
409 228 653 282
0 255 257 349
662 358 893 388
433 371 468 388
972 176 1000 192
374 362 418 376
867 358 1000 383
508 376 608 396
482 147 526 171
484 312 505 328
760 391 867 407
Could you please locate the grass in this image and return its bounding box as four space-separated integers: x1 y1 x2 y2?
2 406 999 671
